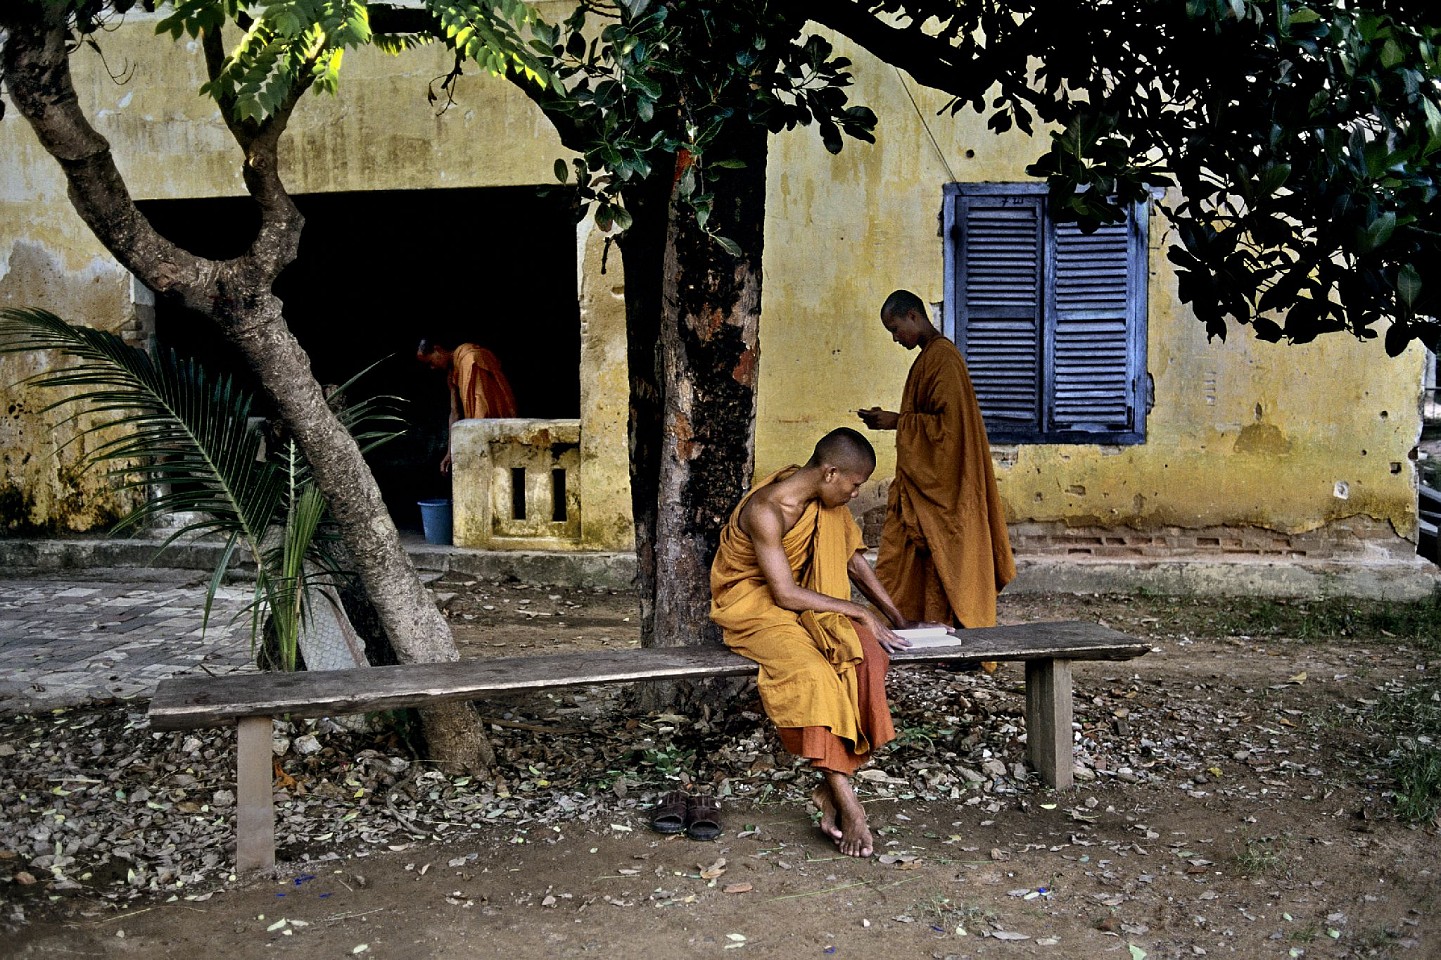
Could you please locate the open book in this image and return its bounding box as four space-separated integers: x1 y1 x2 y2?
892 626 965 649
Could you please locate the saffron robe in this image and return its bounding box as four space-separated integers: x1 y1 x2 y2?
875 337 1016 628
710 468 895 767
451 344 518 420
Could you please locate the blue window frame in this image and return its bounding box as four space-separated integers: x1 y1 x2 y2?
942 183 1149 445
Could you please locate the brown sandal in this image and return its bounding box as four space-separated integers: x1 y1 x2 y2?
649 790 689 834
685 794 722 841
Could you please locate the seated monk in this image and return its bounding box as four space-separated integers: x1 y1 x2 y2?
710 427 929 857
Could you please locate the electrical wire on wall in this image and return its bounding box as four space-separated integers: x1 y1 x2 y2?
894 66 958 184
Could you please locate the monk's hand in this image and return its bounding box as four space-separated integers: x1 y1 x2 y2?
440 451 452 474
856 407 899 430
876 625 910 653
862 610 910 652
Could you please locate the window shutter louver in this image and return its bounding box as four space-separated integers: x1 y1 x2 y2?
1048 219 1136 433
957 195 1043 433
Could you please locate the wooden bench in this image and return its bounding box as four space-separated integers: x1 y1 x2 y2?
148 620 1148 874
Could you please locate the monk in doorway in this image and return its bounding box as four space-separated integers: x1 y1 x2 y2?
858 289 1016 632
416 339 518 473
710 428 927 857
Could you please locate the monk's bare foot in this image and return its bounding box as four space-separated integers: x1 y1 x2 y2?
823 772 874 858
811 783 843 842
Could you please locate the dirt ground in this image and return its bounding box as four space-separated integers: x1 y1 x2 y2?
5 582 1440 960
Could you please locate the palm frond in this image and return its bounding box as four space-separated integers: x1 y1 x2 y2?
323 355 408 457
3 307 392 674
0 308 280 554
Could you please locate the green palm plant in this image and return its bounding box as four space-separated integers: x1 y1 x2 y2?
0 307 402 671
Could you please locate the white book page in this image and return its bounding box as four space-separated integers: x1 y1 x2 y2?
893 627 964 648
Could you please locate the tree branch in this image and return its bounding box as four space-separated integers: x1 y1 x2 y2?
195 21 313 283
0 4 212 300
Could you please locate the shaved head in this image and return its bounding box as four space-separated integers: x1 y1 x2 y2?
880 289 927 321
808 427 876 473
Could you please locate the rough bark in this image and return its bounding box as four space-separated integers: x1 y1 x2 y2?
615 171 673 650
636 128 769 708
0 4 491 772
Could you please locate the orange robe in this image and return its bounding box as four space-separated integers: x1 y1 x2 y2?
710 468 896 775
876 337 1016 628
451 344 517 419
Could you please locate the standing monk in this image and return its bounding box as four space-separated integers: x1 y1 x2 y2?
710 428 918 857
416 339 519 473
858 290 1016 630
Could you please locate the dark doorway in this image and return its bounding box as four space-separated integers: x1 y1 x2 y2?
137 186 581 531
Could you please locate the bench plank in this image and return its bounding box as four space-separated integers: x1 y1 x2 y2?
150 621 1147 730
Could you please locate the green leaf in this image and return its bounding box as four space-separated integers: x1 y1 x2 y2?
1422 98 1441 157
554 158 569 184
1385 321 1412 356
1398 264 1422 307
1357 211 1396 254
1259 163 1291 196
713 235 743 257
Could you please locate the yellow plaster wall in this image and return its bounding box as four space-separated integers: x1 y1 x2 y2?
757 37 1423 540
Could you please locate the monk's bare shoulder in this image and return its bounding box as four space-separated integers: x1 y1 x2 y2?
738 484 781 539
739 482 807 543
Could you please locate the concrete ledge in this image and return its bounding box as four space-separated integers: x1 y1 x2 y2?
1009 555 1441 601
3 537 1437 600
404 544 637 591
0 536 243 575
0 537 637 592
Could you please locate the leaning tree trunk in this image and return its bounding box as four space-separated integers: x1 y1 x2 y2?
639 127 769 709
0 6 491 773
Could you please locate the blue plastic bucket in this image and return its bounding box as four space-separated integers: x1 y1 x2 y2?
417 498 453 546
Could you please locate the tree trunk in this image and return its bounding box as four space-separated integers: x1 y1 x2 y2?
639 128 769 708
616 171 674 649
0 6 491 773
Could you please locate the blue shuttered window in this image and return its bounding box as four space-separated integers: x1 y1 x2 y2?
943 184 1149 445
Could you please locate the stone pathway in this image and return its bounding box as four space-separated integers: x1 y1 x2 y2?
0 570 255 715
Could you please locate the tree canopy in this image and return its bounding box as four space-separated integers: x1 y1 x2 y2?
823 0 1441 353
21 2 1437 346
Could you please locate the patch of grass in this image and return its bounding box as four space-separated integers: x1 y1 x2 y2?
1202 592 1441 649
634 742 696 780
1357 680 1441 823
893 721 956 751
1232 836 1283 877
1354 924 1405 958
910 894 992 936
1392 743 1441 823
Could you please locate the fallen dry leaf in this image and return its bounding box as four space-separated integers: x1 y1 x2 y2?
990 930 1030 941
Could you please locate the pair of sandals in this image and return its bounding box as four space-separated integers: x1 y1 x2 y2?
649 790 722 841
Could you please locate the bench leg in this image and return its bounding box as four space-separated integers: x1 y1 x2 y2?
236 715 276 875
1025 658 1074 789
